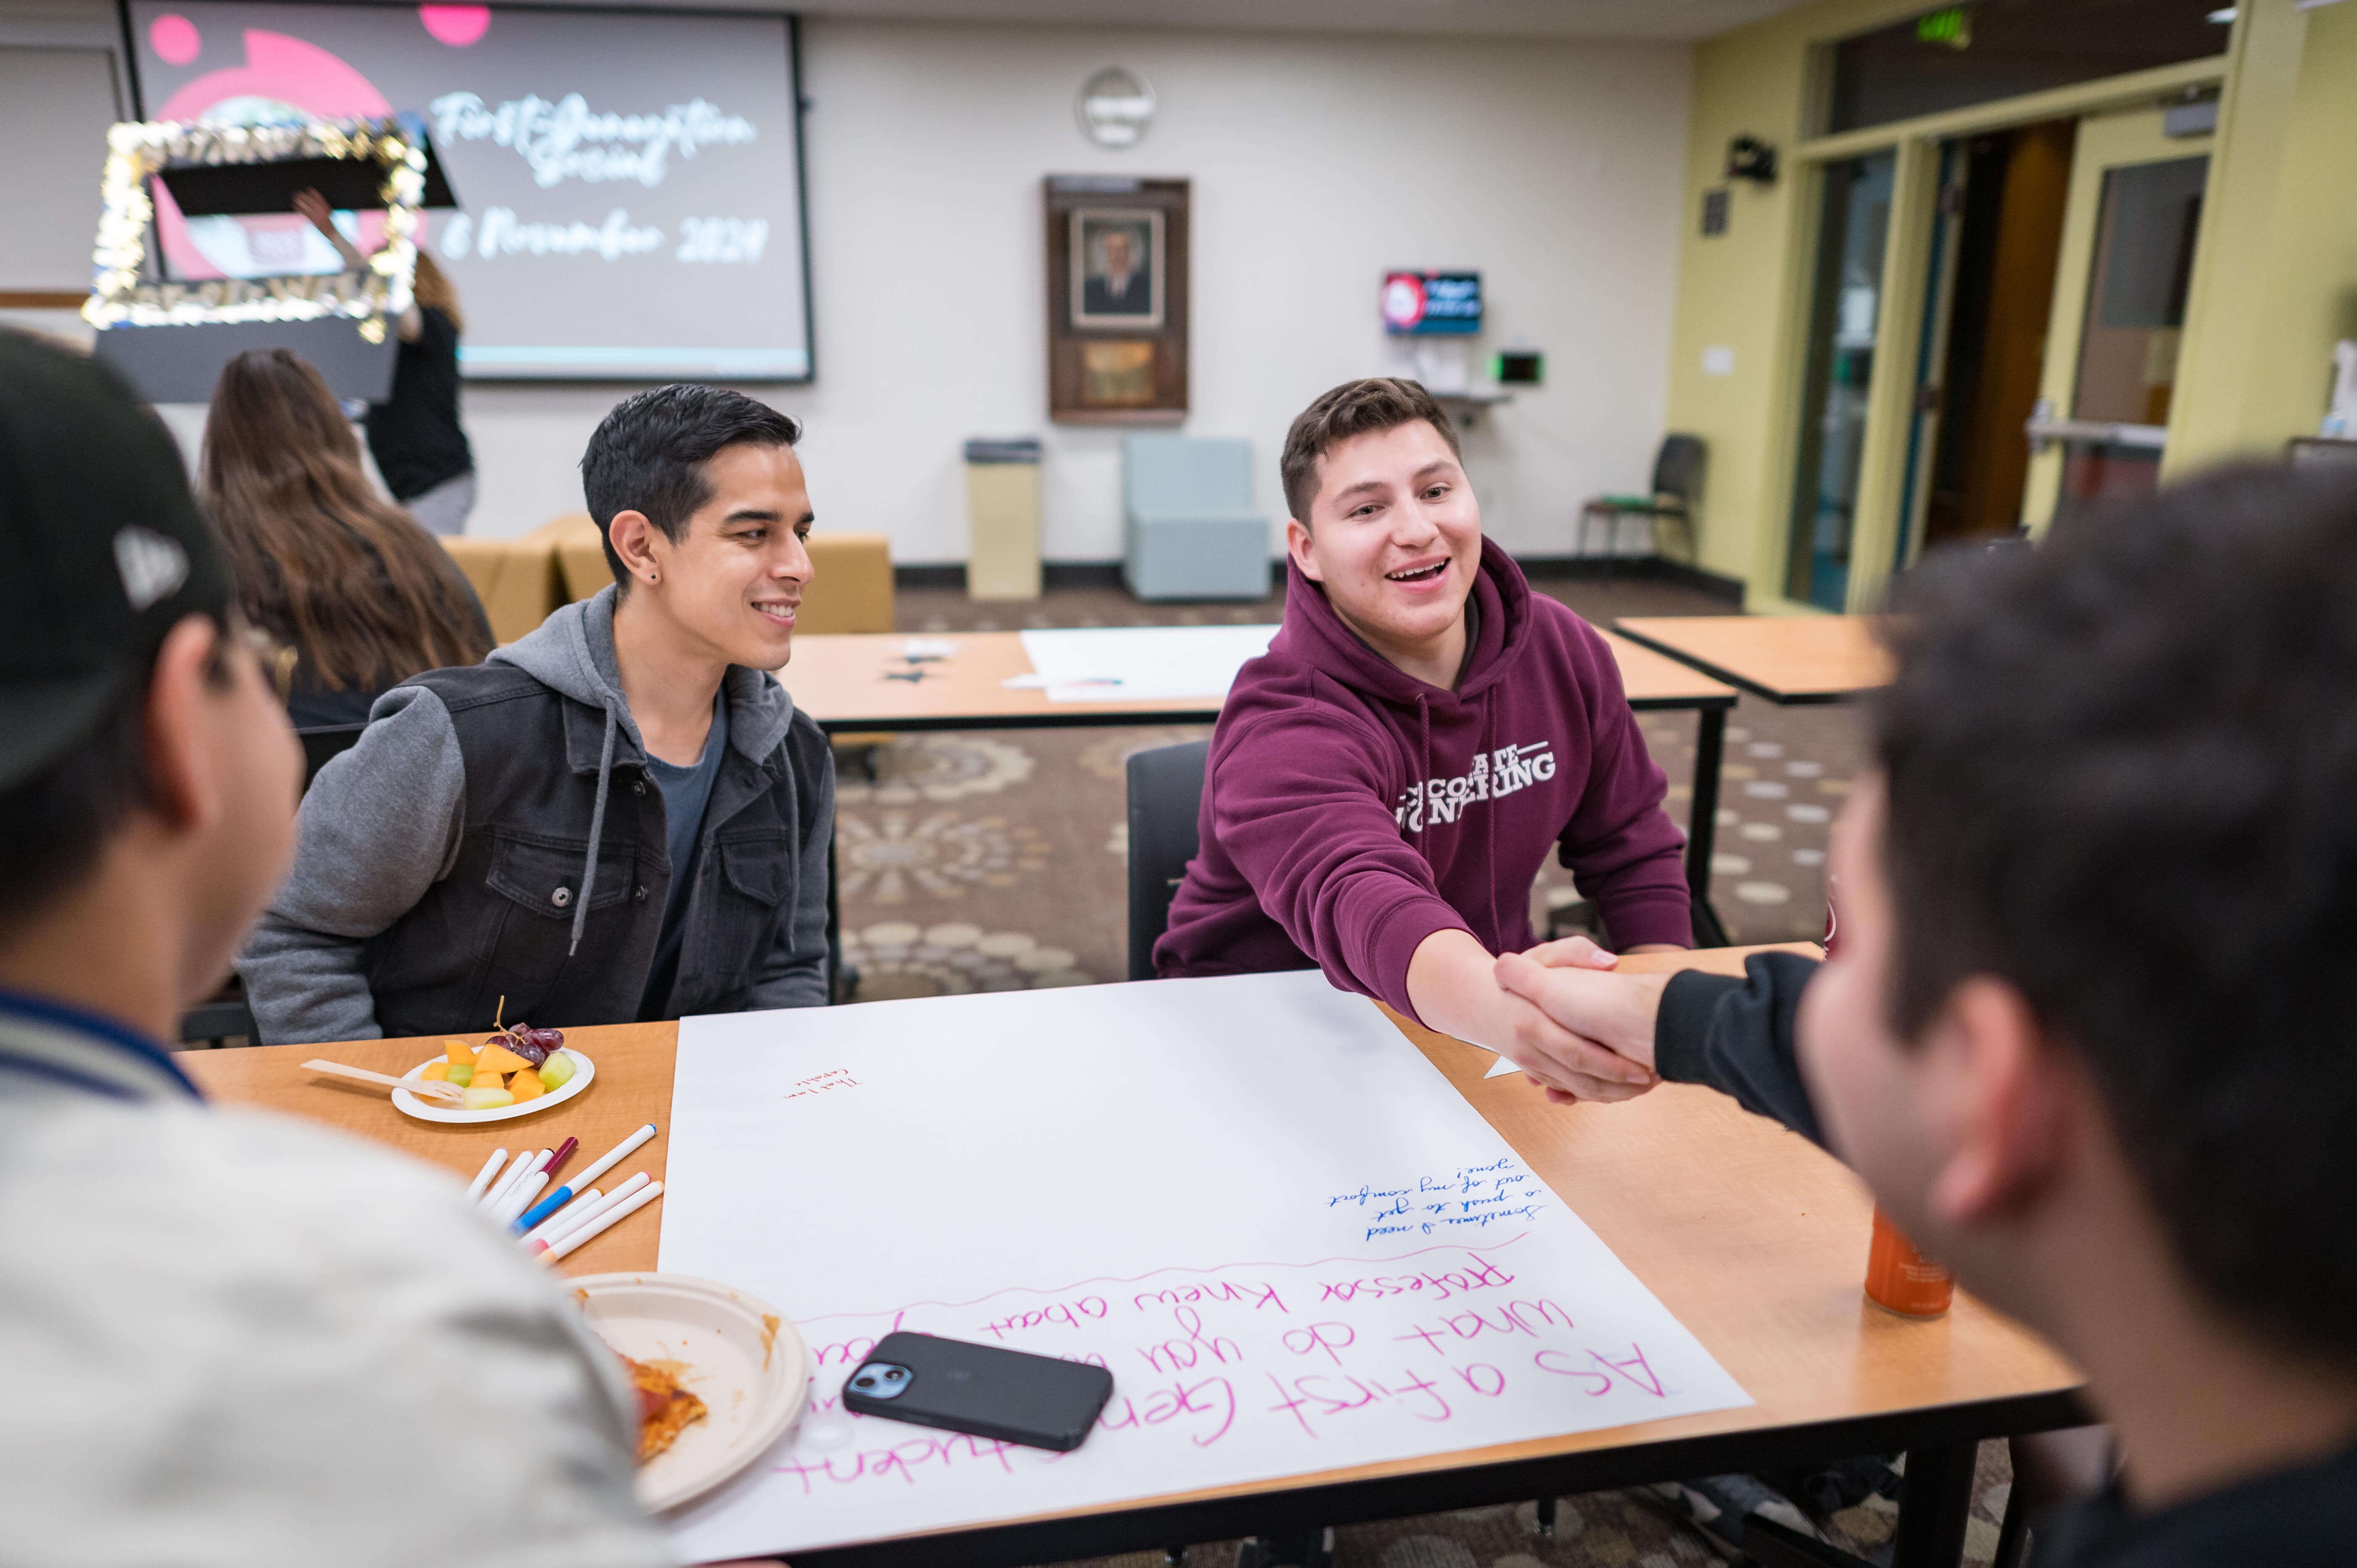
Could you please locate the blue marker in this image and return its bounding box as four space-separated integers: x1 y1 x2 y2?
513 1122 657 1233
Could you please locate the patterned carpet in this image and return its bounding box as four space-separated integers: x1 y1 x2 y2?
821 572 2020 1568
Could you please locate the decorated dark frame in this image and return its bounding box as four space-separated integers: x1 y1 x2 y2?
1045 176 1189 425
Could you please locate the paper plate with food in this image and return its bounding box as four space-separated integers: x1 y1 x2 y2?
393 1022 594 1123
569 1272 808 1513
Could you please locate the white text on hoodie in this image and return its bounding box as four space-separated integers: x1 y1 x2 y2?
1395 741 1557 833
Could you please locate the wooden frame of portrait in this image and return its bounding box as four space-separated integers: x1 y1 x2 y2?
1046 176 1188 424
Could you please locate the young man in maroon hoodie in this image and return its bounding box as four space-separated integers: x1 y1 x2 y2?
1156 378 1688 1092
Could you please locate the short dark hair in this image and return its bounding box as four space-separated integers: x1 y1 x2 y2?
1280 378 1462 527
1874 467 2357 1364
579 385 801 591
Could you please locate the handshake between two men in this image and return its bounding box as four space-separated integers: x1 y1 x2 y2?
1484 937 1674 1106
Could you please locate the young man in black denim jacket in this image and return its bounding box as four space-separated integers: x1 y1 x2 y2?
243 385 834 1043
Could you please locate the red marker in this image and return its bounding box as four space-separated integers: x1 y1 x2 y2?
542 1137 580 1182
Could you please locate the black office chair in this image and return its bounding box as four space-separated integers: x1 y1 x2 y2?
1125 739 1210 981
178 722 371 1047
298 721 369 790
1580 433 1707 575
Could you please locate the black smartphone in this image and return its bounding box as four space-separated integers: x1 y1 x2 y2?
842 1331 1114 1452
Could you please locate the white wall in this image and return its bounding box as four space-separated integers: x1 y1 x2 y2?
6 12 1694 564
763 20 1693 563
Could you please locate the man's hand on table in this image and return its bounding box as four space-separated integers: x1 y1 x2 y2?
1492 936 1674 1106
1406 928 1659 1102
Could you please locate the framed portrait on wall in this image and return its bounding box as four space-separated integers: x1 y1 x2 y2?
1046 176 1188 424
1071 209 1163 329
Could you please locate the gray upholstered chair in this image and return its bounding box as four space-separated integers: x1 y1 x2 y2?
1122 435 1270 600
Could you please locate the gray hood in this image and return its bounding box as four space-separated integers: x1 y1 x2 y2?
487 587 801 952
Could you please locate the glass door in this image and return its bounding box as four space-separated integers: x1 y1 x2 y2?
2023 107 2211 531
1785 150 1897 611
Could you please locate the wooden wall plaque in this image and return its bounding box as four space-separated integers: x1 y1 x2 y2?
1045 175 1188 424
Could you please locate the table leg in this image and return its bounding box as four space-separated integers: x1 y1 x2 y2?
1891 1443 1978 1568
826 830 844 1004
1685 706 1731 947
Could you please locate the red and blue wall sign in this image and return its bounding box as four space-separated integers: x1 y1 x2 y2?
1381 271 1481 336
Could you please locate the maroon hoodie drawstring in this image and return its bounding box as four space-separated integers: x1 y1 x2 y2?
1483 685 1501 941
1413 695 1433 844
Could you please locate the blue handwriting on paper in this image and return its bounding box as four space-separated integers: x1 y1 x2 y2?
1327 1160 1546 1241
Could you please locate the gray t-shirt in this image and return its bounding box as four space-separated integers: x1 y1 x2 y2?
637 688 728 1019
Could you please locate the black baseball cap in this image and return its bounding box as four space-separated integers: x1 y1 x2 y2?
0 330 233 793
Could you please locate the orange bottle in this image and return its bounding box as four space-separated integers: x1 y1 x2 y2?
1823 879 1954 1315
1865 1205 1956 1317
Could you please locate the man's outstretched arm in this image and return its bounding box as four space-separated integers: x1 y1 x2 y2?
1492 941 1826 1144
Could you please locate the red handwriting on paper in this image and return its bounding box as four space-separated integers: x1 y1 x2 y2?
772 1431 1024 1493
1137 1305 1243 1374
1264 1368 1453 1436
1452 1362 1508 1397
784 1068 862 1101
977 1295 1109 1339
1132 1279 1290 1314
1532 1342 1667 1398
809 1313 907 1367
1096 1373 1238 1448
1317 1251 1516 1303
1391 1297 1575 1352
1281 1321 1357 1367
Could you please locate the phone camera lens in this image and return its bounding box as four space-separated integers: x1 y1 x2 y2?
883 1367 907 1381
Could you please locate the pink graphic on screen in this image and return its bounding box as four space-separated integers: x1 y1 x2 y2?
151 29 399 282
150 13 202 66
416 6 491 47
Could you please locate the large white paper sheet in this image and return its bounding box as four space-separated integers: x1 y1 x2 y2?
1017 624 1278 702
661 971 1749 1559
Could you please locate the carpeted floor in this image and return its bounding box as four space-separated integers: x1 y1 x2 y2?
819 573 2020 1568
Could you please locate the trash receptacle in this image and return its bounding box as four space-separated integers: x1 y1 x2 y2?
964 437 1042 600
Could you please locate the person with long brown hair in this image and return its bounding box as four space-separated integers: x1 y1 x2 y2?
295 188 477 534
200 347 493 729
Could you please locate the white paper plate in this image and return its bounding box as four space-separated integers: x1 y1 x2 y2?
391 1047 594 1123
570 1272 809 1513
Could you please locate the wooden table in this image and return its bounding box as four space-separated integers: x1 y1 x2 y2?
1613 616 1895 706
184 946 2080 1568
785 628 1741 937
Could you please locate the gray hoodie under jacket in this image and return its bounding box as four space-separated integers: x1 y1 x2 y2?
238 587 834 1045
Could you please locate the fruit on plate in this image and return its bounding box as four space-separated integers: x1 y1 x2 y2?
474 1039 533 1076
490 1023 561 1067
429 1020 578 1111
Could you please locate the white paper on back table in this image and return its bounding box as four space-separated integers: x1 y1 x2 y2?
1017 624 1278 702
658 970 1750 1561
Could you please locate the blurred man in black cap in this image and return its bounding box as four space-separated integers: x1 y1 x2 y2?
0 330 687 1566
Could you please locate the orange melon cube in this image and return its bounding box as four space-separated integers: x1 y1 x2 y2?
508 1068 546 1102
443 1040 477 1066
474 1040 533 1076
420 1061 450 1082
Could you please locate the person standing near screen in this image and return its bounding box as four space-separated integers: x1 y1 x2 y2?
294 189 477 536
